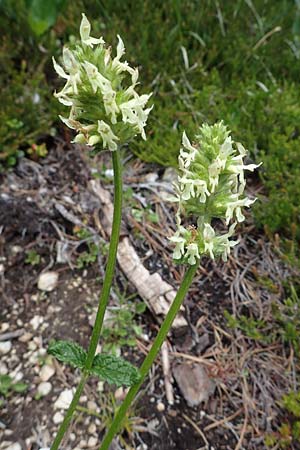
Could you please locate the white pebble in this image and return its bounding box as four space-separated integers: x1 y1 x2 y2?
87 437 98 447
156 402 165 412
0 362 8 375
38 271 59 292
40 365 55 382
114 386 124 400
18 332 33 343
54 389 74 409
5 444 22 450
30 315 43 331
38 382 52 397
88 423 96 434
0 341 12 355
0 323 9 332
53 412 64 424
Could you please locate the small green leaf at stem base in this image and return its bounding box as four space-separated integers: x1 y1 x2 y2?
91 354 140 387
48 340 87 369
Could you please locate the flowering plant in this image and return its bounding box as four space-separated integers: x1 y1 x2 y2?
47 14 261 450
53 13 152 151
170 122 261 265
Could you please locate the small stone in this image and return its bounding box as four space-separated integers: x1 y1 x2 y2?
88 423 96 434
30 315 43 331
87 437 98 447
53 412 64 424
0 341 12 355
87 401 97 410
54 389 74 409
13 372 23 382
19 332 33 343
143 172 158 183
38 382 52 397
38 271 59 292
5 444 22 450
97 381 104 392
173 363 216 407
28 341 37 351
0 362 8 375
11 245 23 254
114 387 124 401
40 365 55 382
156 402 165 412
0 323 9 332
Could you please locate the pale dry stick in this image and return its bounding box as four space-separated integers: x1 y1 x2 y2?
234 404 249 450
0 329 24 341
169 351 222 367
182 413 209 447
161 341 174 405
204 408 243 432
234 375 252 450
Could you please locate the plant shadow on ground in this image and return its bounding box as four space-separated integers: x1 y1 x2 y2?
0 141 299 449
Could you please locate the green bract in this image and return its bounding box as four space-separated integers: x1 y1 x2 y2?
170 122 261 264
53 14 152 151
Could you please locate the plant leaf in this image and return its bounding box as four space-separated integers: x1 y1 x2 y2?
26 0 66 35
48 340 87 369
91 354 140 387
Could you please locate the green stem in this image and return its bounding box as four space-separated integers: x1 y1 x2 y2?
50 372 88 450
85 150 123 370
50 151 123 450
99 262 199 450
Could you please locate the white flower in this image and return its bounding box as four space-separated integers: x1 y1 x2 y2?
83 61 112 94
80 13 104 47
178 175 209 203
97 120 119 151
203 223 215 259
72 133 86 144
208 156 225 192
225 197 256 224
186 243 200 265
179 131 197 168
169 226 187 259
120 93 153 139
88 135 101 146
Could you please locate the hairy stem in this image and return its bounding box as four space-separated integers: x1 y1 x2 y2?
99 262 199 450
50 151 123 450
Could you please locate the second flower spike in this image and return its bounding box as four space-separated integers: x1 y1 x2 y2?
170 122 261 264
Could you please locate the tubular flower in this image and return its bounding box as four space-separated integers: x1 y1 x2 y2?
170 122 261 265
53 14 152 151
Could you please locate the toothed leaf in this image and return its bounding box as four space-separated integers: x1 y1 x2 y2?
91 354 140 387
48 340 87 369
